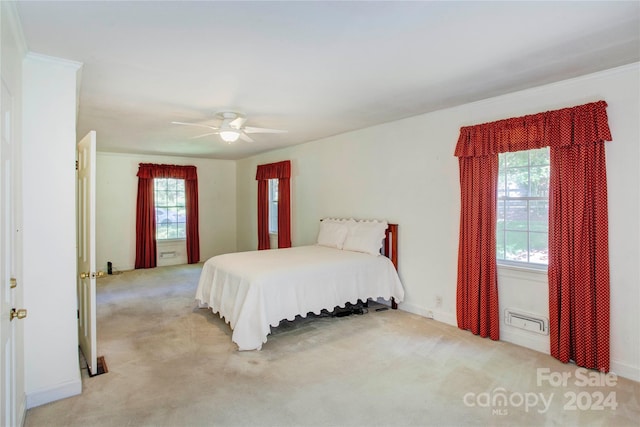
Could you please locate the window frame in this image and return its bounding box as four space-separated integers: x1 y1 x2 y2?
496 148 549 270
154 177 187 241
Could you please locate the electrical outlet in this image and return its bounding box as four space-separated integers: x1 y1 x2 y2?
435 295 442 308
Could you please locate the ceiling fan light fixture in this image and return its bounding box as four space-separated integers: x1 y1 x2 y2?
219 130 240 143
172 111 286 143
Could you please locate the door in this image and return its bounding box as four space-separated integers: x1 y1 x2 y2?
1 78 23 426
77 131 98 376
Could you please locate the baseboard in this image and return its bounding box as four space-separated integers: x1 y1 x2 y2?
398 302 457 326
26 378 82 409
500 326 550 355
397 301 431 318
610 359 640 383
433 310 457 326
400 303 640 383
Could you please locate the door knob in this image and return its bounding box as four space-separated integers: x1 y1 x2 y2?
80 271 106 279
10 308 27 321
10 277 17 289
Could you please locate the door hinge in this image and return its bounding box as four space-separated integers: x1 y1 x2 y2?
75 160 79 171
77 309 80 320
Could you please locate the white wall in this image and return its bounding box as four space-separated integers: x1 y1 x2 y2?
236 64 640 381
22 53 83 407
96 152 237 271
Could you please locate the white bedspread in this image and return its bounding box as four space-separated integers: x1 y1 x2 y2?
195 245 405 350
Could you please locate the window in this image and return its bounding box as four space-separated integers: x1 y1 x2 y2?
497 147 550 267
268 179 278 234
154 178 186 240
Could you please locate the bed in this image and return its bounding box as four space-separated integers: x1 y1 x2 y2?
195 219 404 350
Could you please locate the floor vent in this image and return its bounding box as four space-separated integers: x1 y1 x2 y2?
504 308 549 335
89 356 109 377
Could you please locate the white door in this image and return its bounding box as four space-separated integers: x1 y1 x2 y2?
77 131 98 376
1 78 22 426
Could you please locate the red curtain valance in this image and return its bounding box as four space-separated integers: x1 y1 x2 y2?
137 163 198 180
256 160 291 180
454 100 612 158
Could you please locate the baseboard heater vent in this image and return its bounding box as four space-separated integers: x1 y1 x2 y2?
159 251 176 259
504 308 549 335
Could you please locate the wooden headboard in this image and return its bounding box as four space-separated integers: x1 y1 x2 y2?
383 224 398 271
384 224 399 310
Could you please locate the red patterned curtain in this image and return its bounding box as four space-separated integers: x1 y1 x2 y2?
257 180 270 250
456 154 500 340
454 101 612 370
277 177 292 248
134 174 156 269
135 163 200 268
255 160 291 250
549 141 610 372
184 177 200 264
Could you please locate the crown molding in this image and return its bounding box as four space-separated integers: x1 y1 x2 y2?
24 52 83 70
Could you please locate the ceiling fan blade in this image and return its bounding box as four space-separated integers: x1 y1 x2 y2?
229 117 247 129
171 121 219 131
189 132 219 140
239 132 254 143
243 126 288 134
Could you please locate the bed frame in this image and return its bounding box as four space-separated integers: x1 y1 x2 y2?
384 224 399 309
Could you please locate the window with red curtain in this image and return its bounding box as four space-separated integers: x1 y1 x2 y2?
454 100 612 372
135 163 200 268
255 160 291 250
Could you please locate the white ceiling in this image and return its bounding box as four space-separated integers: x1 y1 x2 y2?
15 1 640 160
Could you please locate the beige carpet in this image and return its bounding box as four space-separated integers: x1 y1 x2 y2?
25 263 640 426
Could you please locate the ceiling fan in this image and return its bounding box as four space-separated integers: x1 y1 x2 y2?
172 111 287 143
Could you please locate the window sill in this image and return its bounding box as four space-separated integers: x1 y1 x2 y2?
497 262 548 283
497 262 547 274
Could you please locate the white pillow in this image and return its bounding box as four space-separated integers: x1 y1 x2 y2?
342 220 388 256
316 220 349 249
